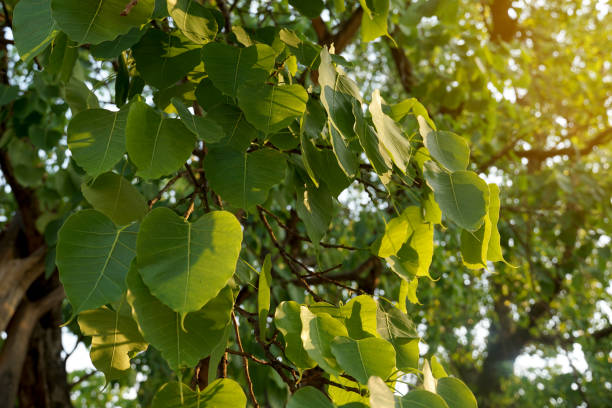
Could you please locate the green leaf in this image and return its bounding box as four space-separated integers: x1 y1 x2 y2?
171 97 225 143
353 101 392 184
431 356 449 379
13 0 57 62
397 390 450 408
359 0 389 42
167 0 218 44
258 254 272 341
136 207 242 316
206 104 256 151
300 307 348 375
132 29 201 89
369 89 411 174
125 101 195 180
436 377 478 408
90 26 147 59
486 183 510 264
0 85 20 107
330 336 396 384
237 83 308 134
77 296 147 381
204 147 287 210
329 124 358 178
368 376 394 408
208 325 231 381
67 108 128 176
274 301 316 369
127 263 234 370
287 386 335 408
279 29 321 69
341 295 379 339
376 302 419 372
423 161 490 231
201 43 276 97
63 77 100 113
319 48 361 141
419 117 470 172
288 0 325 19
195 78 232 110
460 216 492 270
151 379 246 408
51 0 154 44
81 172 147 226
295 179 333 244
56 210 137 315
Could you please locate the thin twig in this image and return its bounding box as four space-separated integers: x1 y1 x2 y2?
120 0 139 16
257 206 324 302
149 173 183 209
231 312 259 408
258 206 362 250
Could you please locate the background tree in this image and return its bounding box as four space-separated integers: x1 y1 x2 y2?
0 1 609 408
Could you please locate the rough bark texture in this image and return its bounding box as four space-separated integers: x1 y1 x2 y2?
0 22 72 408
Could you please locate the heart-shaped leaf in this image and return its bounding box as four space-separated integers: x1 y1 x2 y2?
151 379 246 408
56 210 137 315
136 207 242 315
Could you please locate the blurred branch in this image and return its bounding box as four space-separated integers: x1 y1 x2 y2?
312 7 364 54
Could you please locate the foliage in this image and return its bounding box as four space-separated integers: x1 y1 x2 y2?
0 0 609 408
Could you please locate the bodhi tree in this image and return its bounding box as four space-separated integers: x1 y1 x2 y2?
0 1 608 408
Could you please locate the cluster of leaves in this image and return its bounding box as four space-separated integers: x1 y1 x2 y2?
5 0 515 406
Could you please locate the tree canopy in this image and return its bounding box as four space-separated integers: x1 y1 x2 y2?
0 1 609 408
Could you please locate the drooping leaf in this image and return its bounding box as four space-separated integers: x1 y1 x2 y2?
81 172 147 225
329 124 358 178
330 336 396 384
204 147 287 210
423 161 489 231
353 101 392 184
125 101 195 180
171 97 225 143
300 307 348 375
127 263 234 370
13 0 57 62
460 215 492 270
77 296 147 381
376 302 419 371
237 83 308 134
56 210 137 315
369 89 411 174
359 0 390 42
295 178 333 244
201 43 276 97
274 301 316 369
258 254 272 341
436 377 478 408
132 29 201 89
67 108 128 176
51 0 154 44
167 0 218 44
136 207 242 316
431 356 449 379
287 386 335 408
368 376 395 408
319 48 361 141
486 183 510 264
151 379 246 408
419 117 470 172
